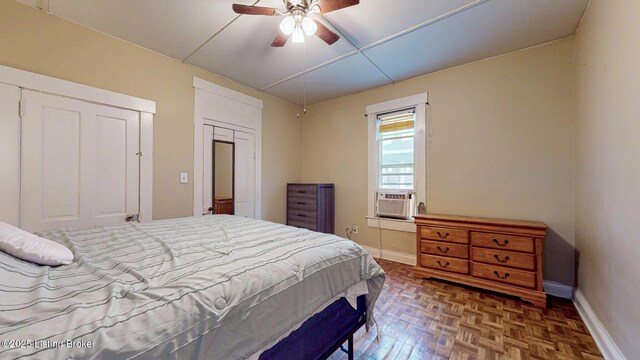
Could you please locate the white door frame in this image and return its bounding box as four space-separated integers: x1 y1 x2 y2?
0 65 155 225
193 77 263 219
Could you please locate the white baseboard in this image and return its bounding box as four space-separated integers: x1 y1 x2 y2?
543 280 574 299
361 246 416 266
573 289 627 360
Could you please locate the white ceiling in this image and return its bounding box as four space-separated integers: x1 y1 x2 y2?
17 0 589 105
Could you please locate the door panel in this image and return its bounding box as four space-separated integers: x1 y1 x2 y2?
0 84 21 226
234 131 255 218
21 90 140 231
92 109 140 222
42 107 82 221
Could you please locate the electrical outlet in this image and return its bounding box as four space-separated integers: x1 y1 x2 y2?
180 172 188 184
352 225 358 234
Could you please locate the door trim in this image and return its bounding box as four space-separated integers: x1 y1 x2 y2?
0 65 156 114
193 77 262 219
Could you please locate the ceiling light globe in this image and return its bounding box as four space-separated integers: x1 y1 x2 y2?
289 0 302 5
291 27 305 43
279 16 296 35
301 16 317 36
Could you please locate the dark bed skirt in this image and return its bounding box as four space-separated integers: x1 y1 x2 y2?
258 295 367 360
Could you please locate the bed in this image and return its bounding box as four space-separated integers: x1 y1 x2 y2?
0 215 385 359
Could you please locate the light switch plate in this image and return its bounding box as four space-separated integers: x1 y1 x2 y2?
180 172 188 184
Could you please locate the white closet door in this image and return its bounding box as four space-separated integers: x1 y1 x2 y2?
202 125 214 214
0 83 20 226
234 131 255 218
21 90 140 232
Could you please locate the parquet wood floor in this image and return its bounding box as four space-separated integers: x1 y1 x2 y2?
329 260 602 360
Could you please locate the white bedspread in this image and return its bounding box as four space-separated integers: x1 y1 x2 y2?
0 215 385 359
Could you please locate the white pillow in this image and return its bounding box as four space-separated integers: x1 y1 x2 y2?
0 222 74 266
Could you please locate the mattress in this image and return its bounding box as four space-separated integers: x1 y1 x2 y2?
0 215 385 359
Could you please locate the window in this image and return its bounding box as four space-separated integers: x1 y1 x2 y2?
377 109 416 190
367 93 427 232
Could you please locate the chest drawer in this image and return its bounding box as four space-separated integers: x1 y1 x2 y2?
288 209 317 222
287 185 318 199
420 254 469 274
420 241 468 259
471 232 534 253
420 227 469 244
472 248 535 271
472 263 536 288
287 196 318 210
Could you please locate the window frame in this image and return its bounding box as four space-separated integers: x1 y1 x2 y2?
377 108 417 191
367 93 427 233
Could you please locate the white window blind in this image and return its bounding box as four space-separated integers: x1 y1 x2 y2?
377 108 416 190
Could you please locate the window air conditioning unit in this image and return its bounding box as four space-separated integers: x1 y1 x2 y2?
375 191 415 219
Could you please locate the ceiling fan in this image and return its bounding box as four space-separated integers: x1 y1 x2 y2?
232 0 360 47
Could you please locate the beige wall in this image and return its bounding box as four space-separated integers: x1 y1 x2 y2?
301 38 576 285
574 1 640 357
0 0 301 223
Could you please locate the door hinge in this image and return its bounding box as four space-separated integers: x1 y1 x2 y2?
18 98 24 119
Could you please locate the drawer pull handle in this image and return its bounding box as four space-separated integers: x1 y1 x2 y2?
493 271 510 280
494 255 510 263
297 214 306 218
436 232 450 239
437 246 450 254
493 239 510 247
297 202 306 205
437 261 450 268
297 191 306 194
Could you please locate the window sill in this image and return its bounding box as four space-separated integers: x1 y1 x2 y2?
366 216 416 233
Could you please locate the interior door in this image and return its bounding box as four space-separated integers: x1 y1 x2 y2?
20 90 140 231
0 83 20 226
233 131 256 218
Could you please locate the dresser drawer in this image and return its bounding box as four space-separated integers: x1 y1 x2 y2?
472 263 536 288
287 196 318 210
287 185 317 199
287 219 317 231
470 232 534 253
420 227 469 244
420 241 468 259
288 209 317 222
420 255 469 274
472 248 535 271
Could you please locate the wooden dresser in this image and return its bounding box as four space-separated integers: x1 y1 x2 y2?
287 184 335 234
213 197 233 215
414 214 547 307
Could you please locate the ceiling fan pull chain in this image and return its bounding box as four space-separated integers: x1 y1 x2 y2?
303 43 307 114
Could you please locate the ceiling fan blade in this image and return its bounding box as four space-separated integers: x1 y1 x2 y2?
314 20 340 45
316 0 359 14
271 32 290 47
232 4 280 16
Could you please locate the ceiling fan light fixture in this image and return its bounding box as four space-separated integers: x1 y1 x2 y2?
291 27 305 43
289 0 303 6
279 15 296 35
301 16 317 36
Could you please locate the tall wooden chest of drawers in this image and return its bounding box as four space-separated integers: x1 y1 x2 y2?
414 214 547 307
287 184 335 234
